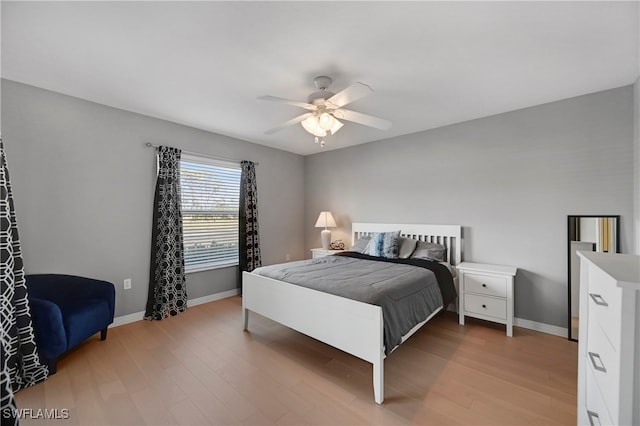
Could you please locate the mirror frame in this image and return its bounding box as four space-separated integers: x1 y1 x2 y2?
567 215 620 341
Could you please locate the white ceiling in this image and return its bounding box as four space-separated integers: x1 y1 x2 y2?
2 1 639 156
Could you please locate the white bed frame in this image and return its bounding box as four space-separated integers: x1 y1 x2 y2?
242 223 462 404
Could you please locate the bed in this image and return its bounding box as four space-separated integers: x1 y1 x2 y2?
242 223 462 404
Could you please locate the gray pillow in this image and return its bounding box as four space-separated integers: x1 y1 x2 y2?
411 241 446 262
398 237 418 259
367 231 401 258
351 236 371 253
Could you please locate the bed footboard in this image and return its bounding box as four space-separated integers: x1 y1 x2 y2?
242 271 385 403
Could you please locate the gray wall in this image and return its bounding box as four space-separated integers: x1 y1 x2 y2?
3 78 636 327
2 79 306 317
305 86 635 328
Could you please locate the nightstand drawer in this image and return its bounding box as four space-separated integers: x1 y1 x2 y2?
464 273 507 298
464 294 507 320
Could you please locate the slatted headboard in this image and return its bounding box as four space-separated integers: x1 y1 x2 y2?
351 223 462 266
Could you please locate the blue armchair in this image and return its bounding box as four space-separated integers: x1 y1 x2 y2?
26 274 116 374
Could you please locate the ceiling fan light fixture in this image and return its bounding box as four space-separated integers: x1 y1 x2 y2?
301 115 318 134
329 118 343 135
302 112 343 138
318 112 335 131
301 115 326 137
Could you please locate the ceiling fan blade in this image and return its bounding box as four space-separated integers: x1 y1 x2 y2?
333 109 392 130
265 112 314 135
258 95 317 111
325 82 373 108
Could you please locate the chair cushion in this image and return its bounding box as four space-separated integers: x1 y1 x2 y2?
58 298 112 349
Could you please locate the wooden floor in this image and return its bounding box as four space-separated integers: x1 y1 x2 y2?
15 296 578 425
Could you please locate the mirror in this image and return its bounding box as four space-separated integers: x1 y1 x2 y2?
567 215 619 341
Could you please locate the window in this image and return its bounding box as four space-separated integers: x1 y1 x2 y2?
180 154 241 273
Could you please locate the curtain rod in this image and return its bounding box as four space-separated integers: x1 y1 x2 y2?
144 143 258 166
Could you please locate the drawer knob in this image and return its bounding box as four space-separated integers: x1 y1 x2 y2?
482 284 487 288
587 410 601 426
482 304 486 308
589 293 608 307
588 351 607 373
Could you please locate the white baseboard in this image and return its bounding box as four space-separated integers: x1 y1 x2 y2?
187 288 240 307
448 304 566 338
513 317 568 338
112 311 145 327
111 288 240 328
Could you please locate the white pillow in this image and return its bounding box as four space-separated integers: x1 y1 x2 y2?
411 241 446 262
351 236 371 253
398 237 418 258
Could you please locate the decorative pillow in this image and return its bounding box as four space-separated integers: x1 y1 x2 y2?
411 241 446 262
351 236 371 253
398 237 418 259
366 231 401 258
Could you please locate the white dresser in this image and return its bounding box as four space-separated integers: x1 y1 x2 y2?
457 262 517 337
577 251 640 426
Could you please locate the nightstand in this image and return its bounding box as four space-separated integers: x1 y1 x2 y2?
311 248 345 259
457 261 517 336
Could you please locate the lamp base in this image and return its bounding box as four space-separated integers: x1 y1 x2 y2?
321 230 331 250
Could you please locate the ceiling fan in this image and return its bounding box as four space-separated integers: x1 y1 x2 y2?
258 76 392 147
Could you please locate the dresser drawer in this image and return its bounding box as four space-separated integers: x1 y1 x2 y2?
587 263 623 351
585 363 614 426
584 362 614 425
464 273 507 298
464 294 506 320
587 315 620 419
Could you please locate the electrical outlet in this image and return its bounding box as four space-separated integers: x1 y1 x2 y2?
123 278 132 290
285 253 291 261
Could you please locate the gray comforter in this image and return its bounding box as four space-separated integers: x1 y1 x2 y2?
252 255 446 354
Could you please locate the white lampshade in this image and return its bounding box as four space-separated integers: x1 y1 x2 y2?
301 115 326 137
301 113 343 138
315 211 337 229
329 118 344 135
318 112 336 131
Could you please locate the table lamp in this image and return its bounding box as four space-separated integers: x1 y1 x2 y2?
315 211 337 250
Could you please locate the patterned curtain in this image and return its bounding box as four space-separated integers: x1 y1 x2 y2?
1 340 20 426
239 161 261 282
1 137 49 424
145 146 187 320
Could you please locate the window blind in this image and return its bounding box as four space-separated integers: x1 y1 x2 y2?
180 155 241 272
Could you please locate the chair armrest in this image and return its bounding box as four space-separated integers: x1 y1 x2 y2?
26 274 116 321
28 298 67 358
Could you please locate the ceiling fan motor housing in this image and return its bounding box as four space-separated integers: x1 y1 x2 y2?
313 76 332 90
308 90 336 105
308 76 335 105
